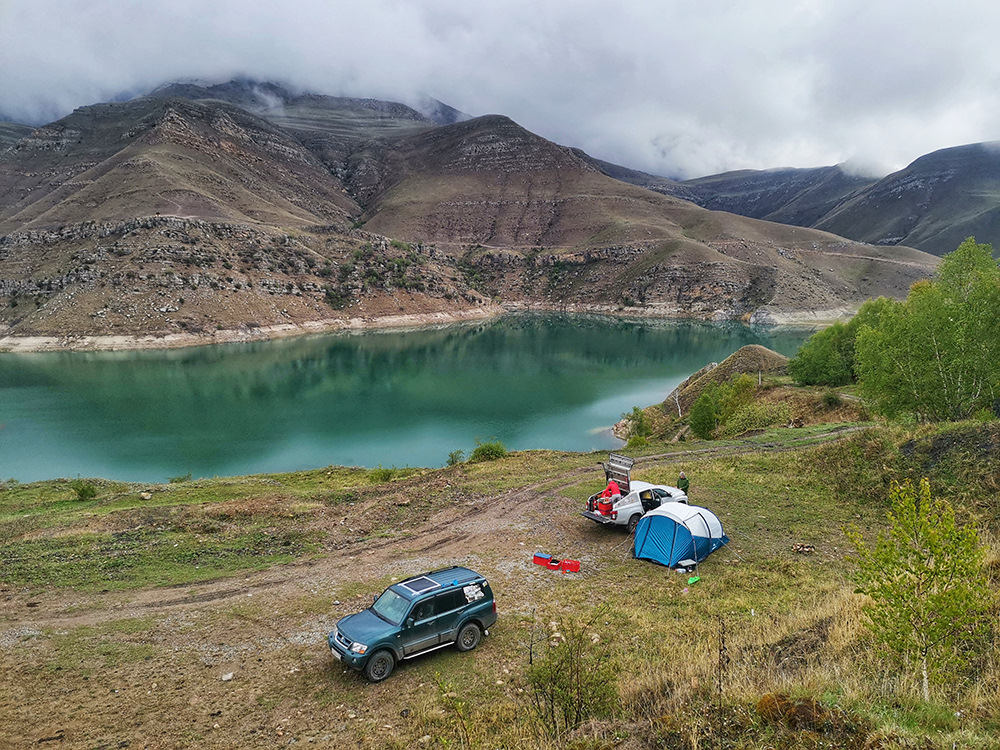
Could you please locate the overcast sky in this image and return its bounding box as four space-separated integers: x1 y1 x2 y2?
2 0 999 179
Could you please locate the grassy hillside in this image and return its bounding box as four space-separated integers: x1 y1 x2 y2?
2 398 998 748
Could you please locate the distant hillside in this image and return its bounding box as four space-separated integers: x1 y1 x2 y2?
0 96 486 342
814 143 1000 256
682 166 877 227
0 96 358 231
0 81 940 348
0 121 32 151
604 143 1000 257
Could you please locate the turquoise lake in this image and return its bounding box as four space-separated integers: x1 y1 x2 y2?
0 315 811 483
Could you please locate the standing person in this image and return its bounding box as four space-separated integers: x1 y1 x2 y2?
677 471 689 495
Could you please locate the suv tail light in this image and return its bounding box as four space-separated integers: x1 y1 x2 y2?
492 601 497 614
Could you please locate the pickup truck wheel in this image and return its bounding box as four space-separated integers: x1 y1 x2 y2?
364 650 395 682
455 622 482 652
627 514 641 534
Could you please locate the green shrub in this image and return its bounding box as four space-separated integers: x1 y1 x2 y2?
821 390 843 409
368 465 396 483
168 473 192 484
621 406 651 439
720 401 791 437
324 285 348 309
469 440 507 463
625 435 649 450
526 607 622 737
446 449 465 467
69 479 97 501
846 478 993 700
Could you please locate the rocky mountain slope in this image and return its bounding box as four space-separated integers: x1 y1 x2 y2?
0 83 939 349
351 114 935 321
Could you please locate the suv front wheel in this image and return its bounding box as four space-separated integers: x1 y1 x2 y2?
364 650 395 682
455 622 482 652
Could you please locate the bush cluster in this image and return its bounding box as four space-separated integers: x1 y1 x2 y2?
469 440 507 463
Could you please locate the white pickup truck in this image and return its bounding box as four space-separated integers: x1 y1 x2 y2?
582 453 688 533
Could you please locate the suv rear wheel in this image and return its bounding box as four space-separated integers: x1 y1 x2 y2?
627 514 641 534
455 622 482 652
364 650 395 682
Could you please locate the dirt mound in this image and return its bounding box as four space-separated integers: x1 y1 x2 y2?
665 344 789 414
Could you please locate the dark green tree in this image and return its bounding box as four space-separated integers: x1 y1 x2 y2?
788 297 896 386
788 321 854 386
846 478 993 701
689 390 718 439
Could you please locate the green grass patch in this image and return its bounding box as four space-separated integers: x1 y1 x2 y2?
0 526 322 590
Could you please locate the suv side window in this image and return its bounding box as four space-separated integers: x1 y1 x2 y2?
433 590 466 616
410 599 434 622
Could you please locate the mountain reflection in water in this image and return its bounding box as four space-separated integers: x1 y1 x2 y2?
0 314 811 482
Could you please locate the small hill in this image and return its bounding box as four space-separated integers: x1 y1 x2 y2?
665 344 790 414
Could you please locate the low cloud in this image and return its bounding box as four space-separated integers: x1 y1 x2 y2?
3 0 1000 179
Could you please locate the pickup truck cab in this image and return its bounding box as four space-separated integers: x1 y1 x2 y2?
328 566 497 682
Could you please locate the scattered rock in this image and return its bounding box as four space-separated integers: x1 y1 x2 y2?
221 673 234 681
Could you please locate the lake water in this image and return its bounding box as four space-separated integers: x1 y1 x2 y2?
0 314 811 483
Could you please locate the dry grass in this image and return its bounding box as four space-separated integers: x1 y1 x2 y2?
3 423 999 748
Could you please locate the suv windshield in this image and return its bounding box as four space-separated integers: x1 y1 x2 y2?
371 588 409 625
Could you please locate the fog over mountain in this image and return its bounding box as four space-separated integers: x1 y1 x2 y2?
3 0 1000 180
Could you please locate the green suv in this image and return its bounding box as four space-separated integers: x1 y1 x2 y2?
327 566 497 682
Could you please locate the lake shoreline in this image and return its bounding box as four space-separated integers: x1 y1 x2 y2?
0 302 838 353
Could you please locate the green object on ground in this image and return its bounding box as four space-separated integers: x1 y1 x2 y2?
688 576 700 585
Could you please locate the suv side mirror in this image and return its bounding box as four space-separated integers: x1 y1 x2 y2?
406 617 415 628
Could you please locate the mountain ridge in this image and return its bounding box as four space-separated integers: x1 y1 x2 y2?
0 82 939 350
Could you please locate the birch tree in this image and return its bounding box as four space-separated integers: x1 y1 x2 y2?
846 479 993 700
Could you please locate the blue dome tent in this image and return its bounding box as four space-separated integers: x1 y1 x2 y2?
633 504 729 568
